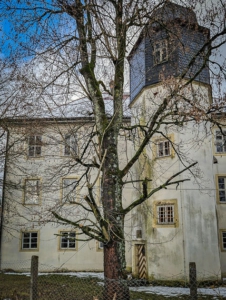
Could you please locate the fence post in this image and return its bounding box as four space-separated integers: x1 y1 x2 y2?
30 255 39 300
189 262 197 300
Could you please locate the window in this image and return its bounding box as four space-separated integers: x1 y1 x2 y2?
96 241 104 251
222 232 226 250
62 178 78 203
215 131 226 153
217 177 226 202
153 39 168 65
28 136 42 157
153 200 178 228
25 179 40 204
64 134 77 156
157 205 174 224
157 140 171 157
99 242 104 249
60 232 76 249
22 232 38 250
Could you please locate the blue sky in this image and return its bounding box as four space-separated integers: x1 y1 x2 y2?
0 0 225 95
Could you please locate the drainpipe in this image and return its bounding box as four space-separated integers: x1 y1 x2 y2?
178 143 187 281
0 129 9 270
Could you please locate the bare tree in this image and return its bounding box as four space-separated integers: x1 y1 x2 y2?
0 0 226 299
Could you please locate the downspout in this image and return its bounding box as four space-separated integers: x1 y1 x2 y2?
0 129 9 270
178 144 187 281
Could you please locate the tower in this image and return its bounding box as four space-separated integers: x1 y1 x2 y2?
129 1 210 103
128 2 221 280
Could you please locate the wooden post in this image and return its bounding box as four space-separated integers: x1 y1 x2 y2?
189 262 197 300
30 255 38 300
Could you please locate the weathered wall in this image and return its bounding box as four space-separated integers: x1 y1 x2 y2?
130 82 221 280
212 124 226 277
1 120 132 271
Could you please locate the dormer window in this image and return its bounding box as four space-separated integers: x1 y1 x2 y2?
153 39 168 65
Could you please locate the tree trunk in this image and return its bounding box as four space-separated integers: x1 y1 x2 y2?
102 129 130 300
103 239 129 300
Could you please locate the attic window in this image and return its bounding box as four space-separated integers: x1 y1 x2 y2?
153 39 168 65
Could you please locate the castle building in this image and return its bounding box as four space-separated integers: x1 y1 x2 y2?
0 2 226 280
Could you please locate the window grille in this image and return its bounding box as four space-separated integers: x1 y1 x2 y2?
157 205 174 224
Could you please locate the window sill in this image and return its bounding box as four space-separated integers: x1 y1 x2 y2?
155 223 178 228
58 249 77 252
153 60 168 66
26 156 43 160
155 154 173 160
23 203 41 206
20 249 39 252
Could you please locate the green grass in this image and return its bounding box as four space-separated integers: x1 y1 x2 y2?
0 273 225 300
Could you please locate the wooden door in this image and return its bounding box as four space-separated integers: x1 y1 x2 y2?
136 244 147 279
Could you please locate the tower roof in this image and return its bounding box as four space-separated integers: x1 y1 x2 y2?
154 1 197 25
128 2 204 61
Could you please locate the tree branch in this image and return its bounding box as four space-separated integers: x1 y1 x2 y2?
123 162 197 215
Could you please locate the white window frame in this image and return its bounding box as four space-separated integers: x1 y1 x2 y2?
153 39 168 65
22 232 38 250
157 140 171 157
218 177 226 203
157 205 174 224
28 135 42 157
222 231 226 250
215 130 226 153
64 134 77 156
60 231 76 249
62 178 78 204
25 179 40 205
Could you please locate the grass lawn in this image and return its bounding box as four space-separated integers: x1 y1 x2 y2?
0 273 225 300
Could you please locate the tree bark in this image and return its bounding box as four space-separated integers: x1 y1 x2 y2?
102 129 130 300
103 232 130 300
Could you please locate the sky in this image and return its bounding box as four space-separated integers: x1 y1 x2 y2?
0 0 225 95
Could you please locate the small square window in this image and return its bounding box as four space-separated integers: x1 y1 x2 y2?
64 134 77 156
218 177 226 202
215 131 226 153
99 242 104 249
22 232 38 250
153 39 168 65
157 205 174 224
28 136 42 157
157 140 171 157
25 179 40 205
60 232 76 249
62 178 78 203
96 241 104 251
